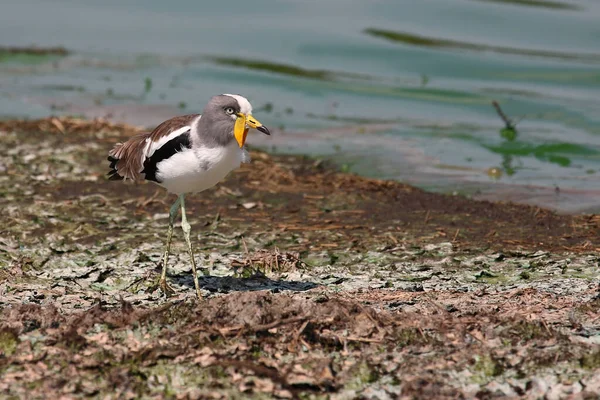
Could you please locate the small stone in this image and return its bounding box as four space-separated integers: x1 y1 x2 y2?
527 377 551 398
485 381 517 397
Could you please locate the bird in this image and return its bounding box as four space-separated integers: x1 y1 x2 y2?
107 94 270 298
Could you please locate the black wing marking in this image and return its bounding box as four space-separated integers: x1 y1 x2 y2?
142 130 192 183
107 155 123 181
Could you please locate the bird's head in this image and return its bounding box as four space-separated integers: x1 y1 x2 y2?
202 94 270 147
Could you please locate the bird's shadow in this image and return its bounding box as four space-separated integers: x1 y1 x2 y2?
173 273 318 294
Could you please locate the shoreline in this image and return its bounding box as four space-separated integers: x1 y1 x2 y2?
6 102 599 215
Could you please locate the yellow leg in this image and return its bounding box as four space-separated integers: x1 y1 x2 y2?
159 195 181 296
180 194 202 299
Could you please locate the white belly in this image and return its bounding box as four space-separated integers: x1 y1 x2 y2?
155 142 244 195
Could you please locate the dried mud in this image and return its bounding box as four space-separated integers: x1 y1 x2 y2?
1 117 600 399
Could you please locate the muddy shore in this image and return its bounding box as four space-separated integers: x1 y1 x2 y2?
1 117 599 399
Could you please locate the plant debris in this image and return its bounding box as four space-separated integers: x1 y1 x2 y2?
1 116 600 398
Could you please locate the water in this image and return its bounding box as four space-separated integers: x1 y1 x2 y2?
1 0 600 212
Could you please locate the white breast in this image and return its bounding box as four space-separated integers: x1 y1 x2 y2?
155 141 245 195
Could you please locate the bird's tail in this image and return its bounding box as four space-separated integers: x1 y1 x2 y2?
107 132 150 181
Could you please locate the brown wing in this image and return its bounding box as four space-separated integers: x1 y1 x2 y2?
107 114 199 181
146 114 199 143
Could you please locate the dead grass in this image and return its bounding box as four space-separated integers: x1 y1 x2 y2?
1 117 600 398
1 290 599 398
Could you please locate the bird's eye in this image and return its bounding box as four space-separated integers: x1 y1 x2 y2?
225 107 235 115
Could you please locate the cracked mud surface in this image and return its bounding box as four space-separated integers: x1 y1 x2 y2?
1 117 600 399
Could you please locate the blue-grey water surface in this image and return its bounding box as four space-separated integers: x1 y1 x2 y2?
1 0 600 212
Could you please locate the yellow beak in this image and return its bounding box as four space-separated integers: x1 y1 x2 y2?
234 113 270 148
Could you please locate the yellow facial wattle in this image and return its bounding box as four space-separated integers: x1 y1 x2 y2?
234 114 248 147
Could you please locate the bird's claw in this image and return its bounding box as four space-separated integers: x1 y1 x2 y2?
159 278 176 297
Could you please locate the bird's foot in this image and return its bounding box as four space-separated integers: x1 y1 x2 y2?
159 278 176 297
